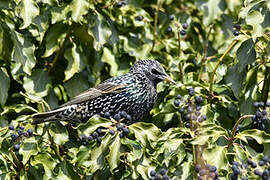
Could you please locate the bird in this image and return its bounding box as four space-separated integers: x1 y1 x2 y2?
32 60 175 125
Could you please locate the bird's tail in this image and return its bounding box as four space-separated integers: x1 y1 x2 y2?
32 106 70 125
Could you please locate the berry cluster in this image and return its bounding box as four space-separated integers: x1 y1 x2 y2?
9 124 33 151
195 164 219 180
116 1 126 8
251 101 270 130
230 156 270 180
167 15 188 36
233 24 241 36
80 111 131 146
149 168 170 180
174 88 206 129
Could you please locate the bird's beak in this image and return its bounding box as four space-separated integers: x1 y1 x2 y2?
164 75 176 84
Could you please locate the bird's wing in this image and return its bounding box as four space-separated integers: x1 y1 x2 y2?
59 83 126 107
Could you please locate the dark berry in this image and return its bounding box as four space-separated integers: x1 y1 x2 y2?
92 132 99 138
247 158 253 165
233 24 241 30
262 110 267 115
80 135 88 141
88 135 93 141
119 132 125 138
174 100 180 107
120 111 127 118
11 133 18 140
109 129 115 135
262 116 268 123
185 123 190 128
188 88 195 96
187 107 193 113
259 160 265 166
182 23 188 29
199 169 207 176
18 129 23 135
117 124 123 131
97 137 102 143
256 111 262 118
9 125 14 130
116 1 125 8
162 175 169 180
195 164 202 172
169 15 174 21
135 15 143 21
266 101 270 107
233 30 240 36
263 156 269 162
155 174 162 180
254 169 262 176
251 115 257 121
82 141 88 146
123 127 130 135
185 114 190 120
113 114 121 121
195 111 201 116
150 170 156 177
13 144 20 151
160 168 167 176
230 174 238 180
23 132 29 137
195 96 203 104
258 123 265 130
19 126 24 130
196 106 202 111
242 163 248 169
258 102 264 107
166 27 172 33
27 128 33 136
253 102 259 108
104 112 111 118
176 94 182 99
178 108 185 113
209 172 216 178
96 128 102 135
180 30 186 35
242 176 248 180
209 166 217 172
126 114 132 121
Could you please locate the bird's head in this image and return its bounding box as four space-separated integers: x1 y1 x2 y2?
130 60 175 86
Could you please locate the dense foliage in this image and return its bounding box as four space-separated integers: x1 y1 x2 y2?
0 0 270 179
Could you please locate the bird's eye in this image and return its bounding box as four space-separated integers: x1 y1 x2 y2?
151 68 162 75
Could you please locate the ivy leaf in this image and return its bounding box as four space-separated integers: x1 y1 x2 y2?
31 153 57 178
236 38 256 73
70 0 90 22
235 129 270 144
23 69 51 97
107 135 121 171
18 0 39 29
64 43 86 81
101 47 118 76
203 146 228 170
0 68 10 105
19 137 38 164
246 11 264 38
48 122 69 145
11 31 36 75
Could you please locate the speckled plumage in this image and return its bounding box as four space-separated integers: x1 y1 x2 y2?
32 60 174 124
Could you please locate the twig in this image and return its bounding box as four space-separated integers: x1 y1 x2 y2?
177 31 183 82
151 1 162 51
198 25 213 82
227 115 253 148
209 39 238 99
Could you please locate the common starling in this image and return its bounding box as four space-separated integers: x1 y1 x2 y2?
32 60 175 124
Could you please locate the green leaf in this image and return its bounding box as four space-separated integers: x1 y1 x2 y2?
235 129 270 144
76 116 112 135
64 43 86 81
48 122 69 145
31 153 57 177
197 0 223 25
18 0 39 29
0 23 12 60
236 38 256 72
11 31 36 75
19 137 38 164
107 135 121 171
0 68 10 105
101 47 118 76
203 146 228 170
246 11 264 38
70 0 89 22
23 69 51 97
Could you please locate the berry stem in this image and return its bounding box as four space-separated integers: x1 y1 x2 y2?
177 30 183 82
198 24 213 82
0 127 8 132
151 1 162 51
227 114 253 148
47 129 63 161
261 66 270 106
209 39 238 100
9 149 23 171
